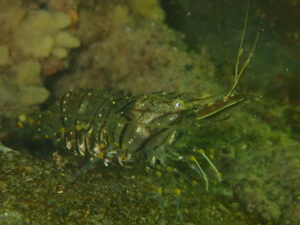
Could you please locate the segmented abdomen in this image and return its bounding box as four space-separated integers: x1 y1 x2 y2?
36 89 185 165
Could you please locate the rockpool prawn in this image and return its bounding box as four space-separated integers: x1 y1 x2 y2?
16 5 259 193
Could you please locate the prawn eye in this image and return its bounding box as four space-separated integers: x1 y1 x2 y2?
172 99 185 111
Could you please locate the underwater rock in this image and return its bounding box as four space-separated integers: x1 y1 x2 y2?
54 1 216 96
0 46 10 66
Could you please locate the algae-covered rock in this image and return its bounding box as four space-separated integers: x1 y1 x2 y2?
189 106 300 224
0 45 10 66
54 2 216 97
0 210 23 225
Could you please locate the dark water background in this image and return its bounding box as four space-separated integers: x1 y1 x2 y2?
162 0 300 104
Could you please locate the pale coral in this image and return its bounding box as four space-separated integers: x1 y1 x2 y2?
0 0 26 33
13 10 80 58
129 0 165 22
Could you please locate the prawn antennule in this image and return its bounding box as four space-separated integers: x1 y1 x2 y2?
225 1 260 100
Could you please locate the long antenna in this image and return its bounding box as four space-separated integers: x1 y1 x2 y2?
225 0 259 100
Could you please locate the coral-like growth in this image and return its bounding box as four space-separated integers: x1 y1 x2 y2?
54 2 216 96
129 0 165 22
0 2 80 120
0 0 26 34
13 10 79 58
